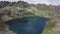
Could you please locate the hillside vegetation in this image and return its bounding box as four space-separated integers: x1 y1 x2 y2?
0 1 60 34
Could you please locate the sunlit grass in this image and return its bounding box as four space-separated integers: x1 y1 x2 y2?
42 19 56 34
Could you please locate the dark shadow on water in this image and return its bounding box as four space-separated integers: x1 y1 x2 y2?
5 16 48 34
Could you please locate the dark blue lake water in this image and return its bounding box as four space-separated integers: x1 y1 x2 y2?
5 16 48 34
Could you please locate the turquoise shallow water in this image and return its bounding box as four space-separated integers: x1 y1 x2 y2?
5 16 48 34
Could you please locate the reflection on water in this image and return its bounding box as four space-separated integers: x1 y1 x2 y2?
5 16 48 34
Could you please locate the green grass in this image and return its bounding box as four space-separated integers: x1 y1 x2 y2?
42 19 56 34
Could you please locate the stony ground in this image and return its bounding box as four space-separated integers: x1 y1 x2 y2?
0 31 17 34
51 20 60 34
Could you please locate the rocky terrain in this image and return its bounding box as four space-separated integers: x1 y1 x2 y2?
0 1 60 34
